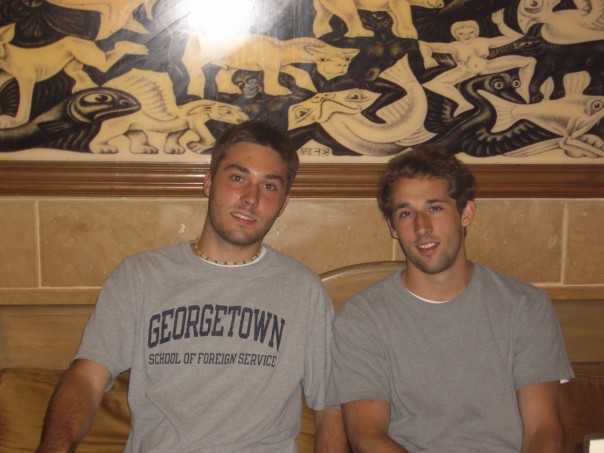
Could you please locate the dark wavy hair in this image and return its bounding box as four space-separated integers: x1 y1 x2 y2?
210 121 300 193
377 145 476 221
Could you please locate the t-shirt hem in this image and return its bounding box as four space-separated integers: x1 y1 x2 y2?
516 372 575 391
329 391 391 406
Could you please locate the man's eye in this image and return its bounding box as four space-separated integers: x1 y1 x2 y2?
230 175 243 182
264 184 278 191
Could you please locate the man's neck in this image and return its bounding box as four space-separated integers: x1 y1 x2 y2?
195 230 262 265
401 261 474 302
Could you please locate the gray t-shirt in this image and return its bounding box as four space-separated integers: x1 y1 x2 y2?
76 243 333 453
328 263 573 453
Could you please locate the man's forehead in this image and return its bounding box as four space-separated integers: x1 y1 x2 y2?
219 142 287 176
392 177 452 201
395 175 448 190
222 142 281 160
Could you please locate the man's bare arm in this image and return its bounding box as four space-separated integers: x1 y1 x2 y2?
517 381 565 453
342 399 408 453
314 406 350 452
37 359 112 453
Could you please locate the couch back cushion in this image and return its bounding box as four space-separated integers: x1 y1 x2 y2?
561 363 604 453
0 368 130 452
0 367 317 453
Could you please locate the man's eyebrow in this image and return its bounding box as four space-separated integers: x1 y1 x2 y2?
426 198 447 204
223 164 285 184
224 164 250 174
393 199 447 210
265 174 285 184
393 202 409 210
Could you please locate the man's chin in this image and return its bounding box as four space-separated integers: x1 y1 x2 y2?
222 231 266 248
408 257 453 276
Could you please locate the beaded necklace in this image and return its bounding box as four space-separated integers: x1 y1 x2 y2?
192 239 261 266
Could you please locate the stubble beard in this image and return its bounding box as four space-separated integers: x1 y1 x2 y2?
400 235 463 276
206 197 274 249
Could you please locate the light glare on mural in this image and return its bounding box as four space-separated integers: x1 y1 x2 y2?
186 0 256 41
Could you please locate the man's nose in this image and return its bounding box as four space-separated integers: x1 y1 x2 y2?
242 184 259 206
414 212 431 235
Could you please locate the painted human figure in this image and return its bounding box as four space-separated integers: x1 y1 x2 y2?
421 11 534 115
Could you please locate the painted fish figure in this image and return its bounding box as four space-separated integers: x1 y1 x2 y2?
482 91 604 157
0 87 141 152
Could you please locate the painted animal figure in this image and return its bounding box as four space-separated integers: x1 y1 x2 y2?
0 87 140 151
517 0 604 44
287 88 384 155
319 10 422 123
424 71 557 157
48 0 158 39
203 67 312 131
313 0 444 39
92 69 248 154
0 23 148 128
182 34 359 98
0 0 98 46
488 23 604 103
288 55 432 156
483 90 604 157
437 0 510 17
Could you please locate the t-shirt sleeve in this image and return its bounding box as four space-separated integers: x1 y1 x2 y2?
513 288 574 390
74 259 138 382
302 283 335 411
327 296 391 406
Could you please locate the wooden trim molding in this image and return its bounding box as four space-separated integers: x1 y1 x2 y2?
1 161 602 198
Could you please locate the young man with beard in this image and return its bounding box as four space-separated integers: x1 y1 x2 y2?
38 121 346 453
327 146 573 452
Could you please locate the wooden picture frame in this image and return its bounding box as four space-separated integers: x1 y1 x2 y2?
1 161 602 198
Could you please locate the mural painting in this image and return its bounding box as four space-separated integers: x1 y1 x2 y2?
0 0 602 164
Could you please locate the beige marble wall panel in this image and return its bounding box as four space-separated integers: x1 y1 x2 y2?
565 201 604 284
266 199 393 274
466 199 563 283
40 199 206 287
0 200 37 287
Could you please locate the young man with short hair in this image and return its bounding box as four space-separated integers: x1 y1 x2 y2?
38 121 346 453
328 145 573 452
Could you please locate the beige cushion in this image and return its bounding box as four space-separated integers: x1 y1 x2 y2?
0 368 130 453
298 403 316 453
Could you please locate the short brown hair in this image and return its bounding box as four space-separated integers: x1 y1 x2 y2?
377 145 476 221
210 121 299 193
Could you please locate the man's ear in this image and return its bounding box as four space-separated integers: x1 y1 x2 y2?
461 200 476 228
387 217 399 239
203 172 212 197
